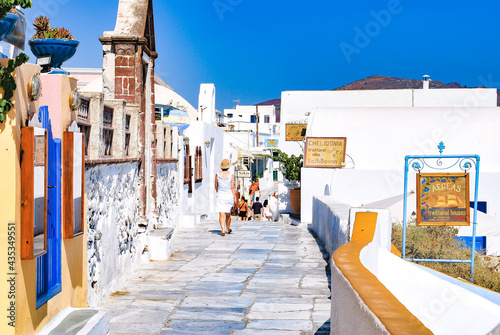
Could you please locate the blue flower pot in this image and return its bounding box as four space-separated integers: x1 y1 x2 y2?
28 38 79 74
0 13 17 57
0 13 16 40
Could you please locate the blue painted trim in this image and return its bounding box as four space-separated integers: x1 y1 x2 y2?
36 284 61 309
408 258 472 263
402 151 480 282
36 106 62 308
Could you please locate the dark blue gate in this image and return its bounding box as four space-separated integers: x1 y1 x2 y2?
36 106 62 308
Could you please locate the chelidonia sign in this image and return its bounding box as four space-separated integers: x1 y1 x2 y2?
304 137 346 168
417 173 470 226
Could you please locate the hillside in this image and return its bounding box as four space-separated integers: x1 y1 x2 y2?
333 75 500 105
256 75 500 106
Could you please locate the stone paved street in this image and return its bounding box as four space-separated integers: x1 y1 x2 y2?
102 218 331 334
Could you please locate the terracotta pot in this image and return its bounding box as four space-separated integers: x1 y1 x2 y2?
289 188 301 215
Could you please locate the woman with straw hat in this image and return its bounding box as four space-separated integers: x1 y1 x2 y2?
215 158 237 236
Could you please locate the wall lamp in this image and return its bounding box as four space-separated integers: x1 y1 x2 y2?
204 140 211 148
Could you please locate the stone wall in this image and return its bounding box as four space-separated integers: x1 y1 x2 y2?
86 162 147 307
155 162 179 229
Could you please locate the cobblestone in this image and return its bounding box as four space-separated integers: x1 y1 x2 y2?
102 218 331 334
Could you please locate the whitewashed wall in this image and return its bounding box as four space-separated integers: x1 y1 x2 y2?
86 162 144 307
181 121 224 219
156 162 179 229
311 198 500 335
300 106 500 223
310 197 351 258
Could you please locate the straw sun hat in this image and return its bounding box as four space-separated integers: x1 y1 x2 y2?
220 159 231 169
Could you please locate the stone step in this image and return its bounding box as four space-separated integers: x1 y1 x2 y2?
149 227 175 261
36 307 109 335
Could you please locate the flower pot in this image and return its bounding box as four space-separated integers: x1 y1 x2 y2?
289 187 301 215
28 38 79 74
0 13 17 57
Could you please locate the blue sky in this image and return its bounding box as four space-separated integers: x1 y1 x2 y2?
24 0 500 111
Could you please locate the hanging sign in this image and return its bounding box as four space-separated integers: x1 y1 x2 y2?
304 137 346 168
417 173 470 226
237 170 251 178
265 139 278 147
285 124 307 141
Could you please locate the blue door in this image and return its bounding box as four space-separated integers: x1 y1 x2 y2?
36 106 62 308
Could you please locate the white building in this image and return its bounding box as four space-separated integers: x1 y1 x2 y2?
222 104 280 193
279 78 500 253
223 104 279 139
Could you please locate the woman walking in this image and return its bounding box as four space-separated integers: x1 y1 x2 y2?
215 159 237 236
238 196 249 221
263 199 273 221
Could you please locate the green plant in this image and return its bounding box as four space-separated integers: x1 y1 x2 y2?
0 0 32 21
31 15 74 40
392 220 500 293
0 53 30 123
265 149 303 184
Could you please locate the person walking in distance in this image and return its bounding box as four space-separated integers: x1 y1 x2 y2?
215 159 237 236
251 197 263 221
238 196 249 221
263 199 273 221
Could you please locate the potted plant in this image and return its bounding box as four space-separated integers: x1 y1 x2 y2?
0 1 32 47
0 0 32 20
266 149 303 215
28 16 79 74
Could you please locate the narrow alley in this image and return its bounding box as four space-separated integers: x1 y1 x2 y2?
102 218 331 335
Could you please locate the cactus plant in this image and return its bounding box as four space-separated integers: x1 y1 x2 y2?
31 16 75 40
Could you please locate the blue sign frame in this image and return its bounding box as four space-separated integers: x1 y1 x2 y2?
402 143 480 282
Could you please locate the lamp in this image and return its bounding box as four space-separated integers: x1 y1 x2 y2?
204 140 210 148
183 137 189 145
27 74 42 101
69 89 81 110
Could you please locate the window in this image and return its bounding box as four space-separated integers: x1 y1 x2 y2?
250 115 256 123
102 105 113 157
264 115 270 123
77 97 90 156
194 146 203 182
228 113 233 118
155 107 162 121
184 144 192 193
170 129 173 158
163 128 168 158
124 114 131 156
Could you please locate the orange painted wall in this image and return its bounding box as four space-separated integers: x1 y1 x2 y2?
0 60 87 334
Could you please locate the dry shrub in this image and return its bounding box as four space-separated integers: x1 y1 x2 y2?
392 221 500 293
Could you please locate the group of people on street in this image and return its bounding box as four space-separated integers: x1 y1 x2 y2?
215 159 273 236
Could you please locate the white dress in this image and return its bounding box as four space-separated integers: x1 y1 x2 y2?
215 172 234 213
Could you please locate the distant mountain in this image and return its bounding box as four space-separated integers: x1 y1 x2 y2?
333 75 500 105
333 75 467 90
255 75 500 106
255 98 281 107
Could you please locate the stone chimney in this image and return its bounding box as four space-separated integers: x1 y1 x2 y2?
422 75 430 90
99 0 158 218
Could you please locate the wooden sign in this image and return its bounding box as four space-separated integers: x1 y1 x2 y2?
304 137 346 168
237 170 251 178
285 124 307 141
417 173 470 226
